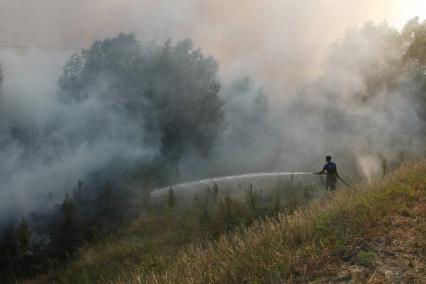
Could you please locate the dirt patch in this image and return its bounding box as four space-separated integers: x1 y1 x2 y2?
323 197 426 283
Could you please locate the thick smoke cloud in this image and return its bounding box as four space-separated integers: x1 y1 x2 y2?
0 59 155 225
193 21 425 184
272 22 425 179
0 0 413 92
0 1 425 228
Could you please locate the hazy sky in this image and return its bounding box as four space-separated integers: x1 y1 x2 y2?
0 0 425 94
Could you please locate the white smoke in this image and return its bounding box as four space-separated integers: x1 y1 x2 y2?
0 1 424 226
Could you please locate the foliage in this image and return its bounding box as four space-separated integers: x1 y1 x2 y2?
0 179 140 282
141 160 426 283
167 188 176 208
272 194 282 214
58 33 224 162
403 17 426 66
44 176 316 283
214 77 277 174
50 194 79 259
402 18 426 132
3 17 426 282
37 160 426 283
15 218 31 256
245 184 259 212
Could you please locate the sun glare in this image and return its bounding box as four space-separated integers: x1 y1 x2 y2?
393 0 426 29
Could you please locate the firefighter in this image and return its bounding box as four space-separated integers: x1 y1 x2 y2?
314 156 341 190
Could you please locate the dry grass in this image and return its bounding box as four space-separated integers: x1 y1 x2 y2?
48 160 426 283
131 160 426 283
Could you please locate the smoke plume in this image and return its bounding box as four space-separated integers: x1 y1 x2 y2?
0 1 425 228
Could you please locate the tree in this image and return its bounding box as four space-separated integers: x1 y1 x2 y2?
58 34 224 162
403 17 426 66
73 180 84 204
245 184 259 212
215 77 278 173
167 188 176 208
50 194 79 258
15 218 31 256
213 194 242 234
62 194 75 224
58 53 85 102
272 194 282 215
402 18 426 132
221 77 268 142
198 207 211 234
95 182 114 224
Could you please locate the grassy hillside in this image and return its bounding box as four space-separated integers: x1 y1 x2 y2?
47 160 426 283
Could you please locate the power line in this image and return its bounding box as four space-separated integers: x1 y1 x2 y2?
0 29 87 50
0 30 64 37
0 29 92 38
0 43 84 50
0 29 95 50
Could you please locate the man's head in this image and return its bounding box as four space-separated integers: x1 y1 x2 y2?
326 156 332 162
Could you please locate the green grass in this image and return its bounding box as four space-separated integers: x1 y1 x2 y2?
356 250 377 268
47 212 202 283
48 160 426 283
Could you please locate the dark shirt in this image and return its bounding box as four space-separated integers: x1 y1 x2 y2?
323 162 337 174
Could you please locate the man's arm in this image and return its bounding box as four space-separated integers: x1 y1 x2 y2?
314 164 327 175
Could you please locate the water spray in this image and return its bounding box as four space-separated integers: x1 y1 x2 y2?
151 171 315 197
151 170 353 197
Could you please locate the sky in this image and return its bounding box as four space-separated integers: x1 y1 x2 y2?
0 0 425 96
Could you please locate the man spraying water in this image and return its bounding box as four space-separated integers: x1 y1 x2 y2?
314 156 347 190
152 157 350 197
